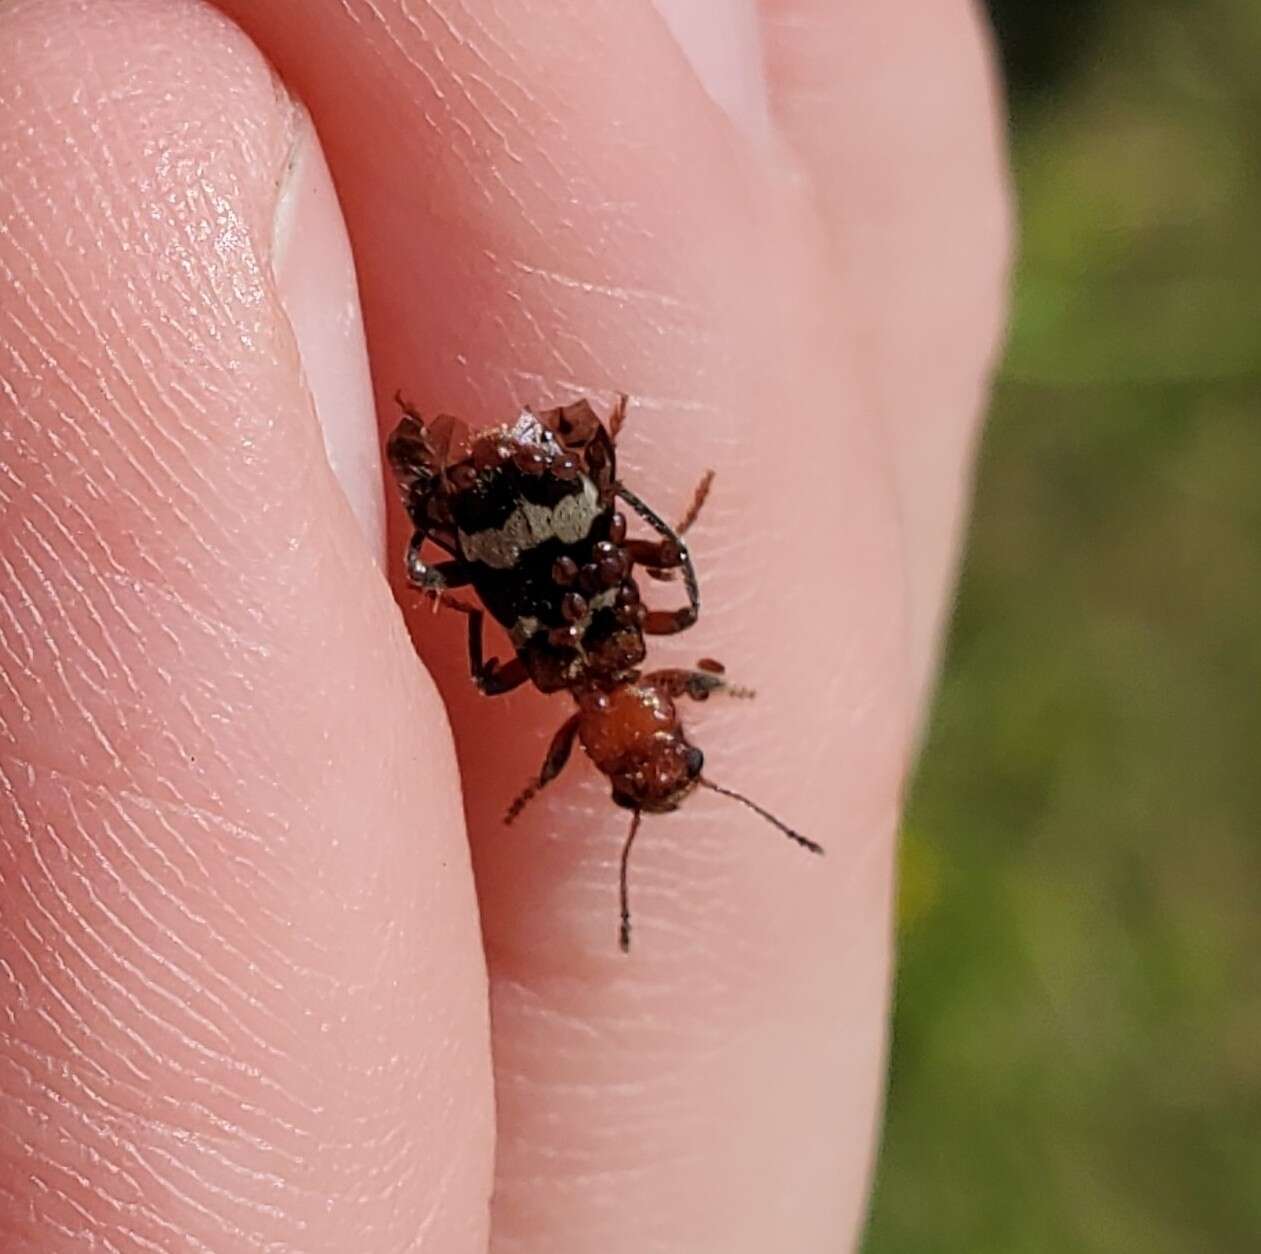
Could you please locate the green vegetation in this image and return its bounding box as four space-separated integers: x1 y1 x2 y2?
864 4 1261 1250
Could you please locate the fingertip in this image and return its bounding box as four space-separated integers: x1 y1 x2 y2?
272 115 386 562
652 0 772 138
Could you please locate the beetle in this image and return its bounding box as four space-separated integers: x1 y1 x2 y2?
388 394 822 951
387 394 711 697
502 659 824 951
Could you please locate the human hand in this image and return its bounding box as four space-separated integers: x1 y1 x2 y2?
0 1 1009 1249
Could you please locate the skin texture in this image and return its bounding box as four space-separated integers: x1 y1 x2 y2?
0 1 1010 1251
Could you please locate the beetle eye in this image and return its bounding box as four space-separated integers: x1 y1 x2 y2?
685 747 704 777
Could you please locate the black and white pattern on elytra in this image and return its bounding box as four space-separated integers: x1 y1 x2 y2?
388 392 701 699
458 474 601 569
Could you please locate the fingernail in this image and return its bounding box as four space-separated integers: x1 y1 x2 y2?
652 0 770 138
271 110 385 564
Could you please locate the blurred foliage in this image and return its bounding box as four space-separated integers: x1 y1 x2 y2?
985 0 1104 103
864 2 1261 1251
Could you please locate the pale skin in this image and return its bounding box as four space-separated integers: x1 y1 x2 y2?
0 1 1010 1251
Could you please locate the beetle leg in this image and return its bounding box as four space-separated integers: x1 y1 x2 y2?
460 603 529 695
504 713 582 823
640 611 692 635
629 540 686 591
402 543 523 692
638 470 714 583
624 538 683 567
403 546 474 619
645 667 756 702
415 591 529 696
615 482 700 633
404 537 472 593
475 649 530 697
625 535 697 622
406 509 461 560
420 524 460 557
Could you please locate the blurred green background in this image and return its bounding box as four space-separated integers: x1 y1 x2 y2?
863 2 1261 1251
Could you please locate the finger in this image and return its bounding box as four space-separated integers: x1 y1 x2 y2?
758 0 1013 696
212 1 915 1249
0 2 491 1250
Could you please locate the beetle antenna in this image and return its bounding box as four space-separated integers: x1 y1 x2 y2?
699 779 824 855
504 778 542 825
619 810 644 954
